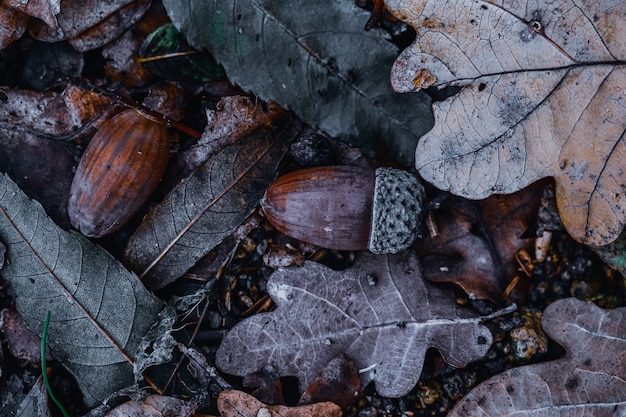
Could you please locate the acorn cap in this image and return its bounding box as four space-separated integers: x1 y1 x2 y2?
369 168 425 254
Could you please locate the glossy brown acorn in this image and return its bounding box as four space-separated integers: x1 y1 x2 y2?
68 109 169 238
261 165 425 253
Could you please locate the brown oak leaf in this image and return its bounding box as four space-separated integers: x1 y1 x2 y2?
386 0 626 246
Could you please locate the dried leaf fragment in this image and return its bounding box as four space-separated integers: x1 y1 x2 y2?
386 0 626 246
218 390 342 417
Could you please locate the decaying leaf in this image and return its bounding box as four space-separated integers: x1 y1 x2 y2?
0 174 162 407
123 115 301 290
162 0 433 165
416 181 545 304
0 3 26 49
218 390 342 417
385 0 626 246
173 95 285 177
449 298 626 416
216 251 495 398
29 0 151 51
104 394 195 417
298 354 361 410
0 86 120 226
15 378 50 417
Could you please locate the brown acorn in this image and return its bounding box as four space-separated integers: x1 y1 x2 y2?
68 109 169 238
261 166 425 253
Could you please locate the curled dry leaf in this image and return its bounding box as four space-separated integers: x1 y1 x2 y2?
416 180 545 304
449 298 626 416
386 0 626 246
123 115 301 289
216 251 495 398
218 390 342 417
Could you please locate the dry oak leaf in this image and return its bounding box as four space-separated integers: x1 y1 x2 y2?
216 251 495 398
218 390 342 417
385 0 626 247
448 298 626 416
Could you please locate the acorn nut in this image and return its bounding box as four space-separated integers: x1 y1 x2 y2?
68 109 170 238
261 165 425 253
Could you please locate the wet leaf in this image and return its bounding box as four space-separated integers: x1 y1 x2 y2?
386 0 626 246
216 251 495 398
162 0 433 165
0 174 162 407
449 298 626 416
416 181 545 304
123 115 301 290
218 390 342 417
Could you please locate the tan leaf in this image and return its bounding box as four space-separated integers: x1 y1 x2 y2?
386 0 626 246
218 390 342 417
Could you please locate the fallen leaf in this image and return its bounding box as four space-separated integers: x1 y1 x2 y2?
0 173 162 407
162 0 433 165
216 251 495 398
4 0 60 30
385 0 626 246
448 298 626 416
29 0 151 52
16 378 50 417
0 86 120 227
172 95 285 178
0 307 52 362
0 4 26 49
298 354 361 410
104 394 195 417
218 390 342 417
416 181 545 304
103 2 171 88
123 115 301 289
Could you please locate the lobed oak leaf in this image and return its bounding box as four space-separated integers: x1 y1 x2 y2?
385 0 626 246
448 298 626 416
216 251 496 398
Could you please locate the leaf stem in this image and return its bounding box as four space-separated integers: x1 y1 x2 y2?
41 311 70 417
